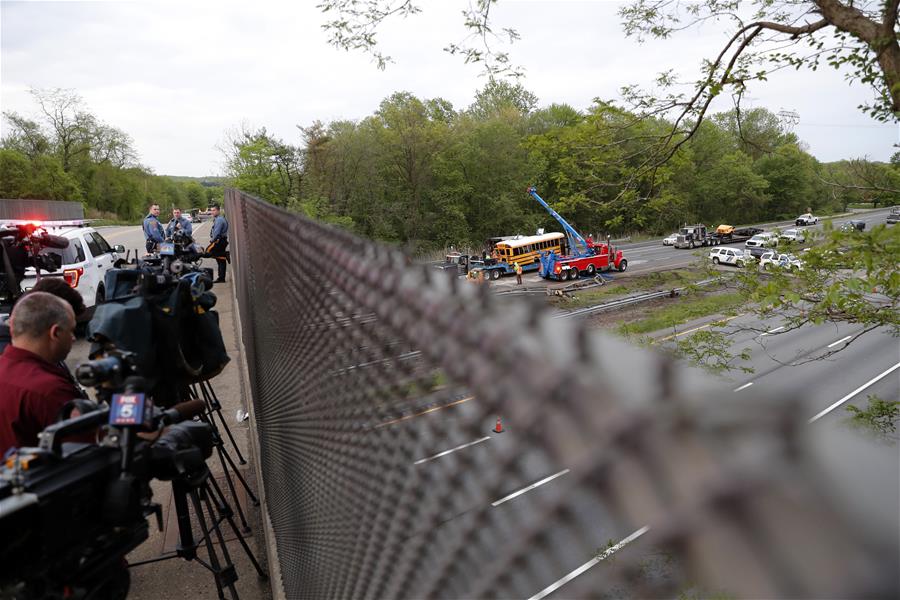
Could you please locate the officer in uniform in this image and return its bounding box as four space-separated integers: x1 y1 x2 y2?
206 203 229 283
165 207 193 238
142 203 165 253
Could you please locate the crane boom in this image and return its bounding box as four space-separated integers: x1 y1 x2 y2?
526 187 590 257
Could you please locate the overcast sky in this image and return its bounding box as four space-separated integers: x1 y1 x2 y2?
1 0 897 176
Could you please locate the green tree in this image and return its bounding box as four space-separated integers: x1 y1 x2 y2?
753 144 818 219
184 182 208 209
222 127 301 206
0 149 81 201
712 108 799 161
467 79 538 121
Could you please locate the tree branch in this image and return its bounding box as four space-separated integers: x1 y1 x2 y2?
813 0 881 44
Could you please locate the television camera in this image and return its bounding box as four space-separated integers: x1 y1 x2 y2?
0 365 212 599
0 221 69 313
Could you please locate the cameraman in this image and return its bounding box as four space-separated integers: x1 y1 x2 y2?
142 203 165 253
0 277 87 354
0 292 86 454
166 207 193 238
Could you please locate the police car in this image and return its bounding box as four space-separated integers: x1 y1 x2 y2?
15 220 125 311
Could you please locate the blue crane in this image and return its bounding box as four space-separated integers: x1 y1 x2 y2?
526 187 592 257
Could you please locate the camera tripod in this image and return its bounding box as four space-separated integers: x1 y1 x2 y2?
132 468 267 600
188 379 260 533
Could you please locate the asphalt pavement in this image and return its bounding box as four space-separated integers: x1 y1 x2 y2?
613 207 896 275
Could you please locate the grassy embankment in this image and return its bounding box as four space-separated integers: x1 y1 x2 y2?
553 269 710 309
618 291 747 336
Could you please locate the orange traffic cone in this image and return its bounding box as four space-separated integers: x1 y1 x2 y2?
493 416 504 434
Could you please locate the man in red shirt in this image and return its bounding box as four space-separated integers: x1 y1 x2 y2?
0 291 83 454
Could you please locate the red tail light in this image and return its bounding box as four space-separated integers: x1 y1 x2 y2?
63 267 83 288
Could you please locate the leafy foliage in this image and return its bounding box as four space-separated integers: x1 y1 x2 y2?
1 88 220 220
742 223 899 337
675 329 754 375
220 80 896 252
846 395 900 443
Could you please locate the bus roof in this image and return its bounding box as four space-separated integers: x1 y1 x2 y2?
496 232 564 249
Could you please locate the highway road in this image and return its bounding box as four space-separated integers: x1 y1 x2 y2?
615 206 896 275
666 313 900 426
486 206 895 290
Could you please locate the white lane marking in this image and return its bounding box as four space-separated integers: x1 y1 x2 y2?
414 436 490 465
491 469 570 507
761 326 784 336
809 361 900 423
827 335 853 348
527 526 651 600
733 382 754 392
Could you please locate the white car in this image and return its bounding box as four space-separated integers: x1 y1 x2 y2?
795 213 819 226
745 233 779 249
662 233 678 246
759 251 803 271
19 221 125 311
708 247 753 267
778 228 806 243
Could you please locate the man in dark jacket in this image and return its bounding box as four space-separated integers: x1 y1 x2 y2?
165 207 193 238
206 204 229 283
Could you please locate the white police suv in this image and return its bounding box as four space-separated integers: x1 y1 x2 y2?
17 220 125 311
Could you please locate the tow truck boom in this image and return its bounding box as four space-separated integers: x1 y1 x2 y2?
527 187 590 257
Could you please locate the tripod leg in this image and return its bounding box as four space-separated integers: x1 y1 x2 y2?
190 487 239 599
172 480 198 560
194 391 259 510
214 443 252 531
218 440 260 507
200 381 248 465
206 478 268 580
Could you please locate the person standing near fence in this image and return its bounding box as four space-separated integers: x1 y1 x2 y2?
142 203 165 253
206 203 229 283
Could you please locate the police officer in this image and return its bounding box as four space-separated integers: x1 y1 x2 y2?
165 207 193 238
514 262 523 285
142 203 165 253
206 203 229 283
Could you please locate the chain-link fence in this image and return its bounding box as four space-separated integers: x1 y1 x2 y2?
226 189 898 599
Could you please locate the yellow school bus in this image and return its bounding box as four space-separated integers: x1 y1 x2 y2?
493 232 566 272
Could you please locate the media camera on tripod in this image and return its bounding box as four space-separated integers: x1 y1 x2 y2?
0 221 69 313
0 245 265 599
0 365 213 599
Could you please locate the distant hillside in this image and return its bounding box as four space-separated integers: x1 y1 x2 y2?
165 175 228 188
